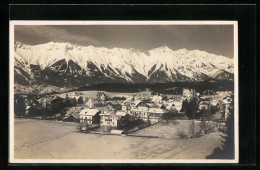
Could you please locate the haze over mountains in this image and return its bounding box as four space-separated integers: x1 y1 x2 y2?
14 41 234 93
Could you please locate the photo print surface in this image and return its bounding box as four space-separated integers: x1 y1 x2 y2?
9 21 238 163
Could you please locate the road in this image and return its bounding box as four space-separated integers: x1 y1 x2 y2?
13 118 222 160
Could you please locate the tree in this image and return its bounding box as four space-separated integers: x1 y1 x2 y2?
180 99 189 113
199 108 214 135
162 112 172 124
185 98 199 119
93 112 101 124
77 96 83 104
162 96 168 101
14 96 25 117
43 97 70 119
121 114 136 133
210 104 219 115
220 100 234 158
189 120 196 138
176 128 187 139
96 92 106 102
112 96 126 100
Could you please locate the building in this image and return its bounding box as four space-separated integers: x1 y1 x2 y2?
63 107 84 122
106 101 122 110
130 107 168 124
79 108 101 124
199 101 209 110
223 96 232 120
121 98 142 112
63 112 80 123
182 88 196 101
151 95 163 104
116 110 128 117
99 111 120 132
164 101 182 112
135 91 152 101
99 109 128 132
85 99 103 109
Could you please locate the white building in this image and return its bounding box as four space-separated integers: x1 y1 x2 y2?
79 108 100 124
121 98 142 112
130 107 168 124
151 95 163 104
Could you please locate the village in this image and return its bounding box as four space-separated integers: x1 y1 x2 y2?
14 88 233 138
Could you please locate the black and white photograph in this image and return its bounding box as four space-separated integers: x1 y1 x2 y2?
9 21 238 163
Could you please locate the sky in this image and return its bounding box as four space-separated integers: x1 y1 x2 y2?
14 25 234 58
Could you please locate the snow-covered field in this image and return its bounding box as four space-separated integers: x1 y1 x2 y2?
131 120 218 139
56 90 136 99
13 118 223 160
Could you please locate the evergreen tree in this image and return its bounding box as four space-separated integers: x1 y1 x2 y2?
77 96 83 104
185 98 199 119
180 99 188 112
220 100 234 158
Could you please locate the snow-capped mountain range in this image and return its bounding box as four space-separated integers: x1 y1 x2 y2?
14 41 234 88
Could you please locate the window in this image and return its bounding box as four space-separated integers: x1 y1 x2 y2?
100 121 103 124
113 122 114 125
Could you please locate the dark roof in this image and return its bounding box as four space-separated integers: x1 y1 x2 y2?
64 112 80 119
108 111 120 120
106 101 120 105
95 106 110 113
200 102 209 105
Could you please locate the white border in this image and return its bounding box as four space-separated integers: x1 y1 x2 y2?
9 21 238 164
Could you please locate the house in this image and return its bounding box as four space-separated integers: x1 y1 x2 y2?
135 91 152 101
79 108 101 124
136 101 151 108
168 95 182 102
99 109 127 132
99 111 121 132
121 98 142 112
172 101 183 112
130 107 168 124
63 107 84 122
63 112 80 123
106 101 122 110
222 97 232 120
151 95 163 104
85 99 103 109
147 108 168 123
199 101 209 110
115 110 127 118
223 96 232 104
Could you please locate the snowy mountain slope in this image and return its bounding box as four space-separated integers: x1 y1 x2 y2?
14 41 234 87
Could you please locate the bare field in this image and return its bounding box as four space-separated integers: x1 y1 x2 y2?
13 118 222 160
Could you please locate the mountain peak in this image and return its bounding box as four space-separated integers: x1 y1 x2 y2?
150 46 173 52
14 42 234 87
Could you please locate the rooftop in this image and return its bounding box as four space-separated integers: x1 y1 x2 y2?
79 108 100 116
116 110 128 116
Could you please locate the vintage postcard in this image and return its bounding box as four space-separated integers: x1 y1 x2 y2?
9 21 238 163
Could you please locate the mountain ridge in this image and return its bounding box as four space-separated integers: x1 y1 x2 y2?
14 41 234 93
